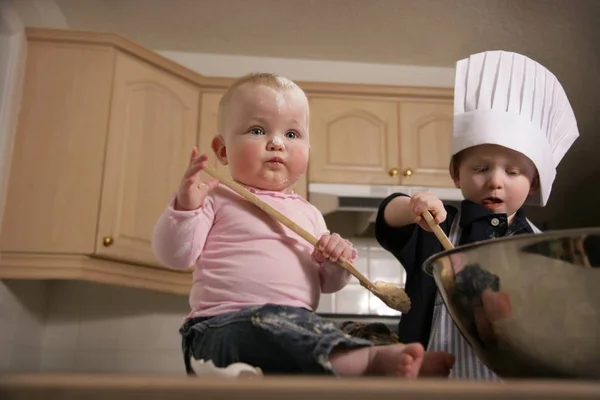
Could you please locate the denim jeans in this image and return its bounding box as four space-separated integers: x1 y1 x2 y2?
180 303 373 375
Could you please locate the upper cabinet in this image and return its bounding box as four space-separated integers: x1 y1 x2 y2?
0 28 453 296
0 40 114 257
309 97 400 185
0 31 199 294
398 101 454 187
95 52 199 266
309 95 454 188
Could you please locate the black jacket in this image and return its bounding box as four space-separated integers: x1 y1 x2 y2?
374 194 535 347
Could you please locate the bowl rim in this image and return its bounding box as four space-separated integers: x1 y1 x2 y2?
421 226 600 275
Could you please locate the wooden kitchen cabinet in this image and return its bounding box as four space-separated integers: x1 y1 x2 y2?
308 96 454 188
398 101 455 187
309 97 400 185
0 27 453 295
0 40 114 256
95 51 199 266
0 31 199 294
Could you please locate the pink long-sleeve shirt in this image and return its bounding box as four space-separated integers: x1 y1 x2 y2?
151 184 354 319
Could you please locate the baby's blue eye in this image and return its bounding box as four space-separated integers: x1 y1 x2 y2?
285 131 298 139
249 128 264 135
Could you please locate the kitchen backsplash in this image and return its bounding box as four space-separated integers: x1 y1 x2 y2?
0 280 47 372
0 238 405 373
316 238 405 316
40 280 187 374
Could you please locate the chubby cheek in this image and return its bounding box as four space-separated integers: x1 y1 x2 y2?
511 179 535 201
228 141 263 171
286 142 309 175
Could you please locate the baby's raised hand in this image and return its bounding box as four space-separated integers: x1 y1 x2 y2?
313 233 355 264
409 192 447 231
175 146 219 211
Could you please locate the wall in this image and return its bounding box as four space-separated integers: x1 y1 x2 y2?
40 280 186 373
0 0 46 373
0 281 47 371
158 50 455 87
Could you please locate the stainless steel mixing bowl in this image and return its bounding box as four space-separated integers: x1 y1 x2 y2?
423 228 600 379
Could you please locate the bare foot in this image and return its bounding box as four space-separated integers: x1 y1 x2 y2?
367 343 425 378
420 351 455 377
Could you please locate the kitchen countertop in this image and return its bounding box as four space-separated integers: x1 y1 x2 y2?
1 373 599 400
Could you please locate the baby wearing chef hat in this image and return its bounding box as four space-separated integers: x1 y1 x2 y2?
375 50 580 380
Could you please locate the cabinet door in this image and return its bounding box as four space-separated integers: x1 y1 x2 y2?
197 91 307 199
0 42 113 253
398 101 455 187
95 52 199 266
309 98 400 185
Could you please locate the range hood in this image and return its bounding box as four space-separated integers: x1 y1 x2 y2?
309 183 463 235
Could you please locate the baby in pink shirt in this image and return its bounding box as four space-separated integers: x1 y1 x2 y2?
151 72 454 378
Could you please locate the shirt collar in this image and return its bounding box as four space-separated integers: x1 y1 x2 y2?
459 199 533 233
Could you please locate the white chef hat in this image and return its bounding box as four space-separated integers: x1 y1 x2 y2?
452 50 579 206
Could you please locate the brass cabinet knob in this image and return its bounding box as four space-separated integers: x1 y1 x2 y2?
388 168 399 177
102 236 114 247
403 168 413 178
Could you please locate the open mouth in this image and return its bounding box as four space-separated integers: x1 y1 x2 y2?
482 197 504 207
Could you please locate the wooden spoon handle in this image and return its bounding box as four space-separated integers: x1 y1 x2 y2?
203 165 374 289
421 210 454 250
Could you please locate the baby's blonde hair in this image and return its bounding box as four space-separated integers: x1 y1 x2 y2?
217 72 307 136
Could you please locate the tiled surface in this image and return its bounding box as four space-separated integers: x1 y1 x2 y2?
0 278 187 373
316 238 406 316
0 280 47 372
39 281 189 373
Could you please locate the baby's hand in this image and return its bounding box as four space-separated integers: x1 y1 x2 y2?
313 233 355 264
175 146 219 211
409 192 447 231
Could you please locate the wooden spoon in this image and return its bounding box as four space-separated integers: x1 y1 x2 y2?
421 210 457 286
203 165 411 313
421 210 454 250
